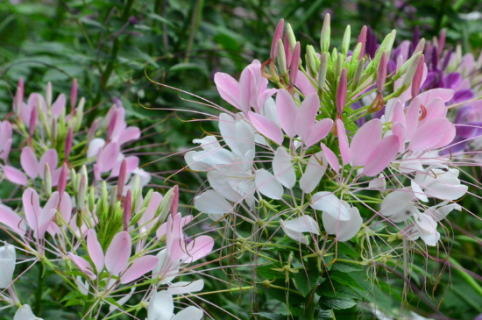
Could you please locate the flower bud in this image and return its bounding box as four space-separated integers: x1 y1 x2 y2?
283 33 292 69
117 159 127 198
270 19 285 60
64 127 73 160
376 51 388 93
438 29 446 57
320 13 331 53
352 57 365 90
74 97 85 132
15 78 24 116
71 78 78 112
289 42 301 86
286 23 296 51
318 53 328 92
411 54 425 98
123 190 132 230
401 53 423 91
336 68 347 115
276 39 288 76
58 163 68 201
77 174 86 210
305 45 319 78
87 118 100 146
29 106 37 137
171 185 179 217
89 186 96 213
413 38 425 56
341 25 351 56
357 26 367 60
46 82 52 108
107 110 118 142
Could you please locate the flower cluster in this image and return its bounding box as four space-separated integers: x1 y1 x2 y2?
0 82 214 319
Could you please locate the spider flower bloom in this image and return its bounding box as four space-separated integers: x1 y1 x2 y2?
0 244 16 289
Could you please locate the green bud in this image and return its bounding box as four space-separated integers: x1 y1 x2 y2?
89 187 95 213
320 13 331 53
401 53 422 89
341 25 351 56
44 163 52 197
74 97 85 132
351 43 362 64
372 30 396 69
318 53 328 92
334 53 343 80
156 187 175 224
77 175 86 210
276 39 288 76
397 52 422 80
305 45 319 78
286 23 296 51
352 58 365 91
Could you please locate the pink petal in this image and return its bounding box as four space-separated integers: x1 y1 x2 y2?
409 118 452 151
363 135 400 177
303 118 333 148
214 73 240 111
276 89 298 137
139 192 163 231
182 235 214 264
120 255 159 284
98 142 120 173
118 126 141 145
248 112 284 145
51 94 66 117
105 231 132 276
0 204 26 235
350 119 382 167
39 149 59 178
22 188 41 235
87 229 105 273
20 147 39 179
3 166 28 186
239 65 255 113
68 253 97 280
433 122 456 149
417 88 454 104
405 97 421 141
320 143 340 172
336 120 350 166
295 72 317 96
295 94 319 142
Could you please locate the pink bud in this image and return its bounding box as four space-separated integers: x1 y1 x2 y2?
357 26 367 60
289 42 301 85
107 110 118 142
411 54 425 98
336 68 347 114
64 128 73 160
29 106 37 137
87 119 100 145
123 190 132 230
376 51 388 93
58 163 68 200
283 33 292 69
438 29 446 57
15 78 24 115
270 19 285 60
117 159 127 198
171 185 179 217
71 78 78 112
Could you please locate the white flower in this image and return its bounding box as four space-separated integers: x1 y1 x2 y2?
14 305 43 320
413 167 468 201
146 291 203 320
280 215 320 244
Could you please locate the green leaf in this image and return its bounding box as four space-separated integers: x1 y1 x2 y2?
60 290 82 303
65 298 84 307
252 313 286 320
169 63 209 78
293 268 321 297
317 310 333 319
320 297 356 310
329 271 364 290
331 262 363 273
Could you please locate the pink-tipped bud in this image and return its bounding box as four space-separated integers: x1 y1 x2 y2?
438 29 446 57
58 163 68 201
64 128 73 160
411 54 425 98
71 78 78 112
29 106 37 137
117 159 127 198
336 68 347 114
170 185 179 217
123 190 132 230
87 119 100 145
283 33 292 69
107 111 118 142
376 51 388 93
289 42 301 85
413 38 425 56
357 26 367 60
270 19 285 60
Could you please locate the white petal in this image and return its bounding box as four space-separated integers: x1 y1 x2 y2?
310 192 351 221
87 138 105 159
415 213 440 246
147 291 174 320
280 219 307 244
207 170 243 203
322 206 363 242
171 306 204 320
168 280 204 295
424 182 468 201
14 305 42 320
273 148 296 189
368 173 386 190
380 189 417 222
282 215 320 234
411 180 428 202
255 169 284 200
426 203 461 221
194 190 232 215
299 152 327 193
